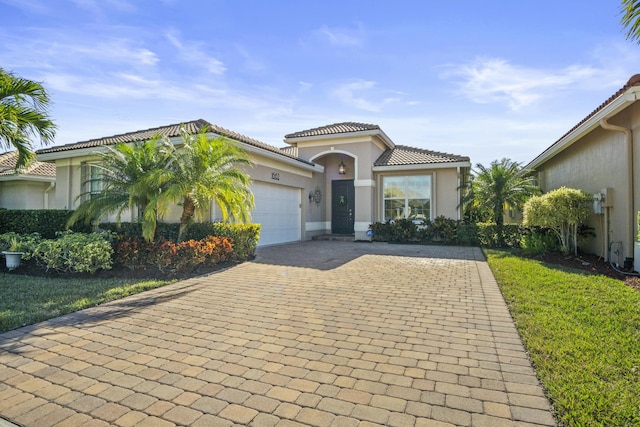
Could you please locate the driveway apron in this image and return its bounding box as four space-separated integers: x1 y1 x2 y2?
0 241 556 426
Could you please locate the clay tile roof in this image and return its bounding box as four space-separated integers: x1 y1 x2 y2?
36 119 312 165
552 74 640 149
285 122 380 139
374 145 470 166
0 151 56 177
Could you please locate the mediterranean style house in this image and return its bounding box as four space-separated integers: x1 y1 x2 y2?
526 74 640 267
34 120 470 246
0 151 56 210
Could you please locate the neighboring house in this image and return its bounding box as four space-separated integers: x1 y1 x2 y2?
0 151 56 210
36 119 471 246
526 74 640 267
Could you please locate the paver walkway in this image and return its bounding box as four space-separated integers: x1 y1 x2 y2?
0 242 556 426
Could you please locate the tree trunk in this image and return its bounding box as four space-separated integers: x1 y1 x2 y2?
178 197 196 242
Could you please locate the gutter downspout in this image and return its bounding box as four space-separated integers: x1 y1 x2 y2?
457 166 461 220
599 118 634 265
44 182 55 209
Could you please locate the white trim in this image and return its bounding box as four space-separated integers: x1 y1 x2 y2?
380 173 434 222
242 144 321 173
354 222 371 232
309 149 358 179
286 129 396 149
305 221 330 232
354 179 375 187
526 86 640 170
0 174 56 183
372 161 471 172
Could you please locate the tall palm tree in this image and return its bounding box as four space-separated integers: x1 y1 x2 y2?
68 136 172 241
621 0 640 43
0 68 56 169
152 126 254 242
465 158 539 244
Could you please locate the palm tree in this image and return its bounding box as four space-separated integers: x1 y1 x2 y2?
0 68 56 169
68 136 172 241
464 158 539 244
152 126 254 242
621 0 640 43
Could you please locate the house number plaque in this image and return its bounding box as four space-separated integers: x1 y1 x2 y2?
271 172 280 181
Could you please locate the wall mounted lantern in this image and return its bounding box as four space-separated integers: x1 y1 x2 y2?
338 160 346 175
309 187 322 205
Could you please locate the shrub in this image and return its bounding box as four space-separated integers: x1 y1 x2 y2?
419 216 458 243
369 219 524 248
34 231 113 273
103 221 260 260
0 232 42 260
0 209 91 238
455 222 480 245
520 227 560 255
182 222 260 259
477 223 524 247
112 235 234 272
523 187 592 255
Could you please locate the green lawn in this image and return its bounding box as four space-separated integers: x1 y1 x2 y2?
485 249 640 426
0 273 174 333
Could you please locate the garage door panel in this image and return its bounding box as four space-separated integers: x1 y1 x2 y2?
252 182 301 246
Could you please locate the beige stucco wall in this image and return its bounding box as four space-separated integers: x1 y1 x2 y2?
535 104 640 260
0 180 55 209
373 167 462 223
294 136 385 239
49 146 319 240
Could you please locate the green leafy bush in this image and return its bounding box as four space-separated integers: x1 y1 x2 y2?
369 218 523 248
0 209 91 238
476 223 524 247
419 216 458 243
34 231 113 273
520 227 560 255
0 232 42 260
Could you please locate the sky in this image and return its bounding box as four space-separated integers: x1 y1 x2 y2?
2 0 639 167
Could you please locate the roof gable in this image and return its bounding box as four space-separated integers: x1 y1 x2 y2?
374 145 470 167
285 122 381 139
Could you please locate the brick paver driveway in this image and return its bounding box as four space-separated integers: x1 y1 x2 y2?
0 242 556 426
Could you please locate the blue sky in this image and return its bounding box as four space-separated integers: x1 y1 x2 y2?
2 0 638 167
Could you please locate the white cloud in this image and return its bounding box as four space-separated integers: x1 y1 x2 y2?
444 58 604 111
298 82 313 92
307 24 365 47
165 30 226 75
331 80 405 112
70 0 136 14
0 0 50 13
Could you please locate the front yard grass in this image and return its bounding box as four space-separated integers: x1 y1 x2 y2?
0 273 174 333
485 249 640 426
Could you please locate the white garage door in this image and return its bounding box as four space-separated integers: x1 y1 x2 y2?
251 182 301 246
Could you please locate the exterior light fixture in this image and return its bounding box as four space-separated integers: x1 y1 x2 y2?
338 160 346 175
309 187 322 205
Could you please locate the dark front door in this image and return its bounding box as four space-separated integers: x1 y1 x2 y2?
332 180 355 234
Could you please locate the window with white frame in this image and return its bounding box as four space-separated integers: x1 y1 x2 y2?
81 162 102 201
383 175 431 221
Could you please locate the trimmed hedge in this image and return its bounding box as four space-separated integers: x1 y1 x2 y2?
0 209 91 238
369 216 524 248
